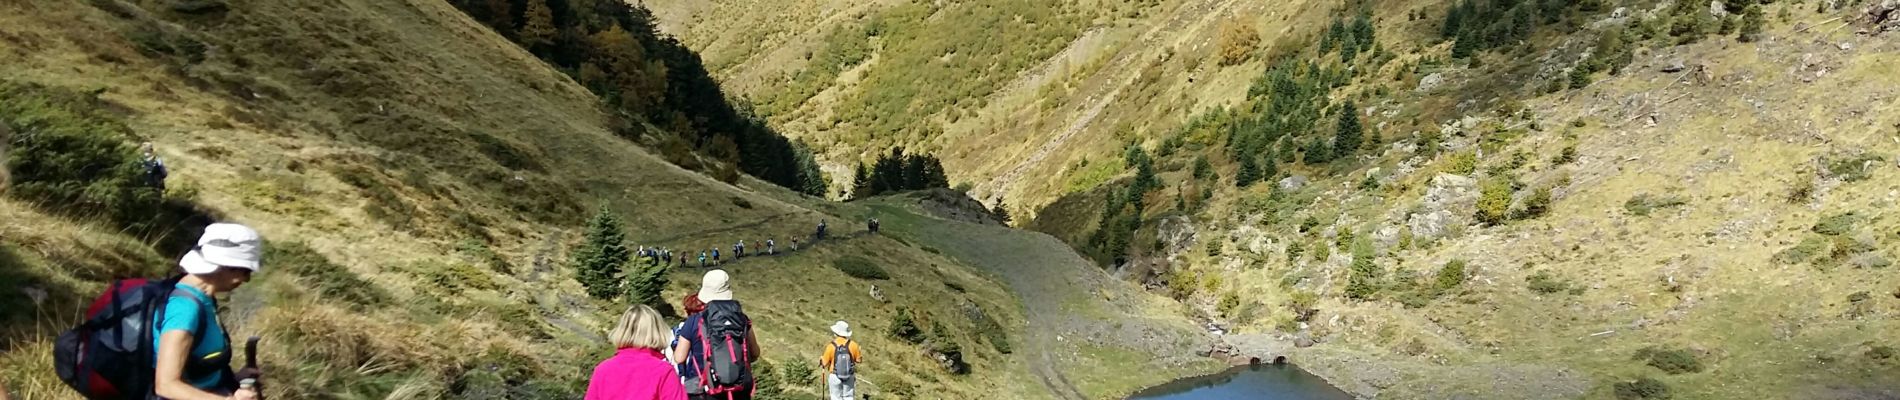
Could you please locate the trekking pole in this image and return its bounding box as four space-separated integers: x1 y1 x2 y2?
236 336 262 398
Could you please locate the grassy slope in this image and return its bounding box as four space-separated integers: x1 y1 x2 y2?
1147 7 1900 400
0 0 1149 398
647 0 1900 398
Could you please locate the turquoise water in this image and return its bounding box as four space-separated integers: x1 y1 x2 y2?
1127 364 1353 400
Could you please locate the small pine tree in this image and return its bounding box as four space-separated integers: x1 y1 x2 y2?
1738 4 1765 42
851 161 872 199
1235 156 1261 187
1192 154 1214 180
1333 100 1364 159
889 307 925 344
573 206 631 300
992 202 1012 224
624 262 669 314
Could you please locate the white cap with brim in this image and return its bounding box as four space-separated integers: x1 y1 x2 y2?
832 321 852 338
178 223 263 275
698 269 734 301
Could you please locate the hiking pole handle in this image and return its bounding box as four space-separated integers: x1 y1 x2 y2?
236 336 263 398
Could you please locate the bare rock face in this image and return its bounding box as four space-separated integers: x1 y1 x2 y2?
1407 174 1479 243
1279 175 1310 191
1416 72 1448 93
1156 215 1199 261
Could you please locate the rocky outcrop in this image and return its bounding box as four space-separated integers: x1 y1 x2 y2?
1406 174 1479 244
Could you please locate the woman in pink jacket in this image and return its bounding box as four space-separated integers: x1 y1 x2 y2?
586 305 688 400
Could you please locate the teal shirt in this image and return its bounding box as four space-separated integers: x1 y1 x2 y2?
151 285 230 391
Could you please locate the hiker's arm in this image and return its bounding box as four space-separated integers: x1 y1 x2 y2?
746 329 761 363
671 338 692 364
154 331 228 400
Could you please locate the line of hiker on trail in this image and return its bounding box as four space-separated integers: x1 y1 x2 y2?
633 217 886 271
585 269 867 400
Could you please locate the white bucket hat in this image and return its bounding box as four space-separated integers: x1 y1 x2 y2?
831 321 852 338
698 269 734 301
178 223 263 275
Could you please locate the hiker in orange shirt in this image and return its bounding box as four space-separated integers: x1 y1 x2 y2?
818 321 862 400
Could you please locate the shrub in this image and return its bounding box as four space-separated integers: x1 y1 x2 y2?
1737 5 1765 42
1217 19 1261 66
1551 144 1578 165
1526 270 1572 295
1 82 162 227
269 241 389 308
1825 153 1886 182
781 359 816 390
1613 377 1673 399
888 307 925 344
1444 151 1479 175
1812 212 1862 236
1345 255 1383 300
1475 178 1514 225
1635 347 1704 374
1515 187 1552 220
1287 290 1319 321
1774 236 1831 264
1218 292 1242 317
832 256 891 280
1436 259 1469 290
457 239 511 273
927 321 969 374
1869 346 1897 361
409 260 500 293
1624 194 1687 216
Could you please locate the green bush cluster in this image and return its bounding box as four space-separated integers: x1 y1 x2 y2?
1635 346 1704 374
1623 194 1688 216
410 260 500 293
1526 270 1578 295
1 82 160 226
1436 259 1469 290
1613 377 1672 399
831 255 891 280
888 307 925 344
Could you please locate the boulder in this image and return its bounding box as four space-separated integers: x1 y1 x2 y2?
1278 175 1310 191
1407 174 1478 243
1661 61 1687 73
1416 72 1447 93
1709 0 1728 18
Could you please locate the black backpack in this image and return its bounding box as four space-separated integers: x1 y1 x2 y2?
695 301 753 395
53 276 201 399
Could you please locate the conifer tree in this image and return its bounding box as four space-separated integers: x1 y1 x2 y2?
573 206 630 300
1334 100 1364 159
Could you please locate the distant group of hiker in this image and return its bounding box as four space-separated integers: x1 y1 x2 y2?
585 269 866 400
637 217 886 271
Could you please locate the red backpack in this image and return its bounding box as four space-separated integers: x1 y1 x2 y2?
53 276 193 399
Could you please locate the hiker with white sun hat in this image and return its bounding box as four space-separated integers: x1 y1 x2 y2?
156 223 265 400
671 270 762 399
819 320 862 400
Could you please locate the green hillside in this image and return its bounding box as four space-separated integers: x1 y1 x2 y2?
0 0 1214 399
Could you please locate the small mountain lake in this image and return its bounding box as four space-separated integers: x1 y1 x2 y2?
1127 363 1353 400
